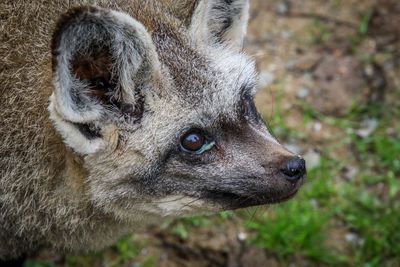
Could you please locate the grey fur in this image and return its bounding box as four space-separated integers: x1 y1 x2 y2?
0 0 304 260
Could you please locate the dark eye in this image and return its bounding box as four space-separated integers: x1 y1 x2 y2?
180 130 215 154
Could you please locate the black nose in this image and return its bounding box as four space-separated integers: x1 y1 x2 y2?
280 156 306 181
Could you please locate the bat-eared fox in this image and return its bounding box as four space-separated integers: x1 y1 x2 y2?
0 0 306 262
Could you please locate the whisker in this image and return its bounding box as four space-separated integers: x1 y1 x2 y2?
173 196 205 215
249 206 259 222
145 195 188 205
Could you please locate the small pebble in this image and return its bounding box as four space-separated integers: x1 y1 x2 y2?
275 2 290 15
303 149 321 170
258 70 276 88
238 232 247 241
356 118 378 138
296 87 309 99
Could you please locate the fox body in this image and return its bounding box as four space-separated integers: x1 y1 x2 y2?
0 0 306 260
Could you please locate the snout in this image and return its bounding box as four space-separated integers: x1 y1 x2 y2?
202 154 307 210
197 125 308 210
280 156 306 182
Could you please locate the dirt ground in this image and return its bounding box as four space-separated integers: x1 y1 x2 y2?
31 0 400 266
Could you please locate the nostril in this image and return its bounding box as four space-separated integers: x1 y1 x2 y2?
280 156 306 181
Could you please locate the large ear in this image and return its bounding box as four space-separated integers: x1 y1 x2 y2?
49 6 160 154
189 0 250 49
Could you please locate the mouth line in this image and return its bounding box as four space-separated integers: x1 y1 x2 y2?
203 187 300 209
269 188 299 203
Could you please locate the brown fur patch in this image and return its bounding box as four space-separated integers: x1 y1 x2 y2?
64 149 88 193
163 0 200 26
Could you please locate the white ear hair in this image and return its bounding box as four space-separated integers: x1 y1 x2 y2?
48 96 106 154
189 0 250 50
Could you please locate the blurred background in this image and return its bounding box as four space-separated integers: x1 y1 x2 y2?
28 0 400 266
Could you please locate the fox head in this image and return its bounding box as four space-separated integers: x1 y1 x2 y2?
49 1 306 221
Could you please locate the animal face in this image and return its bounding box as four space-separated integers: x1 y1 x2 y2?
49 1 305 221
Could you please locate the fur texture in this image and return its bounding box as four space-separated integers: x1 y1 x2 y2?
0 0 305 260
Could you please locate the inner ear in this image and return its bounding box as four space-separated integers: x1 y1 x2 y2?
71 45 118 105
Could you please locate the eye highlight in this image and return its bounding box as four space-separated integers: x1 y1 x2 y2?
180 129 215 154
